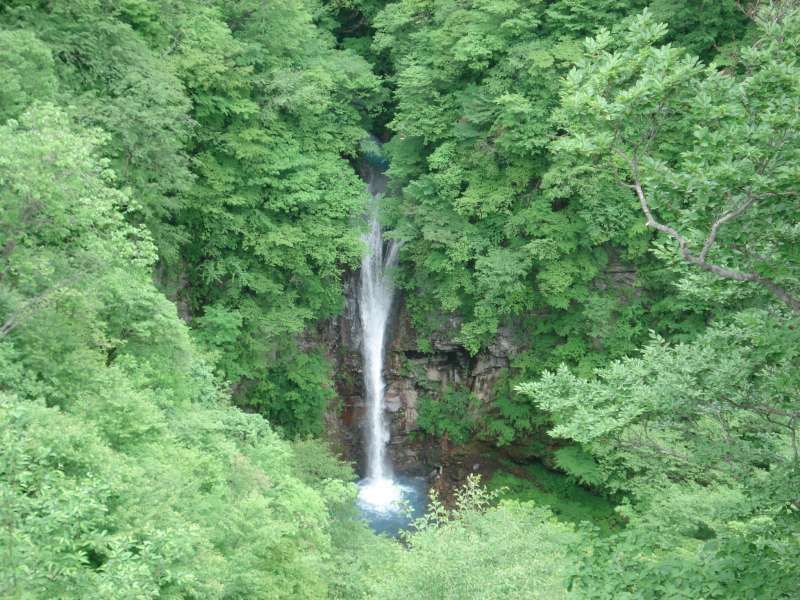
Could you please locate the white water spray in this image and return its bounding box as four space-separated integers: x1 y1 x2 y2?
356 165 403 513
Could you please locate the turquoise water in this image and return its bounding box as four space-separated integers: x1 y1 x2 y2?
357 475 428 537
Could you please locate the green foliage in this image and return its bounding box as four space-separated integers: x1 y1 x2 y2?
0 104 366 598
0 29 57 122
417 386 479 444
572 481 800 599
1 0 195 257
1 393 346 598
487 464 620 535
373 0 748 349
553 7 800 311
0 0 384 434
553 445 604 487
518 308 800 597
405 474 503 534
171 0 382 425
370 0 756 447
520 310 800 490
254 349 337 438
509 11 800 596
648 0 750 59
2 2 799 599
371 476 581 599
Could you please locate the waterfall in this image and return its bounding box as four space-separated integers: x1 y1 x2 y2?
360 177 400 480
354 145 427 533
356 162 403 512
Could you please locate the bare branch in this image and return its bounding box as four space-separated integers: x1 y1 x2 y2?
630 156 691 252
699 193 757 262
629 155 800 312
726 399 800 419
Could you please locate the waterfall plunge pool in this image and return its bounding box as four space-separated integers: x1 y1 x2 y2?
356 475 428 536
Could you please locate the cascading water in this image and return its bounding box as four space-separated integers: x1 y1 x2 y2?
355 150 426 534
360 172 400 483
356 164 402 509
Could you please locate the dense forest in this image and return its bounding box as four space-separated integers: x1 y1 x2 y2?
1 0 798 598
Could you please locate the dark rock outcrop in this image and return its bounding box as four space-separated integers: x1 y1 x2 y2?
318 272 523 476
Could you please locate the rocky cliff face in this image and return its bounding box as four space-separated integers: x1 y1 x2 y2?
320 271 524 477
